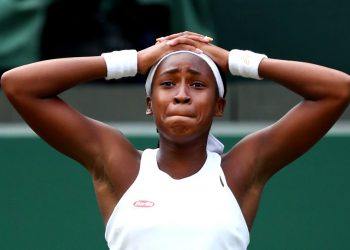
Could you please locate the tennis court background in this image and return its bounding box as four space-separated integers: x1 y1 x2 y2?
1 123 349 250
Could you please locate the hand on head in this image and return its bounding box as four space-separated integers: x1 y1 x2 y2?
137 31 229 75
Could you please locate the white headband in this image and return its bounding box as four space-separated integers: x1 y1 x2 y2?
145 50 225 97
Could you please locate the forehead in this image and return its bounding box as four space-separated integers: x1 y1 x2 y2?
154 53 214 76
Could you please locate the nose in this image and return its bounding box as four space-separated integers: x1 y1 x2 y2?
174 83 191 104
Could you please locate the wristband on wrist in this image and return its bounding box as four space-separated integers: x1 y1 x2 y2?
101 50 138 80
228 49 267 80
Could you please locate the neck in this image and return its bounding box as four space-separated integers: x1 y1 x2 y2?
156 136 208 179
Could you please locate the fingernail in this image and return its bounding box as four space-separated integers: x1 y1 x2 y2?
203 36 213 42
166 40 174 45
196 48 203 53
156 37 165 43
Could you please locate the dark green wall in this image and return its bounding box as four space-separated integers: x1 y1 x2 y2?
1 135 349 249
213 0 350 74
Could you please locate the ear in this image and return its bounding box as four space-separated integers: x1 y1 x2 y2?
214 97 226 117
146 96 153 115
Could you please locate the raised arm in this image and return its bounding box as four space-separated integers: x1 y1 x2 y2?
252 59 350 180
215 53 350 193
0 56 130 173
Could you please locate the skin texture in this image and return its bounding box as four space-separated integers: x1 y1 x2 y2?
1 31 350 231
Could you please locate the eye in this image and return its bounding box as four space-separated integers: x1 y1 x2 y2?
160 81 175 87
191 81 205 89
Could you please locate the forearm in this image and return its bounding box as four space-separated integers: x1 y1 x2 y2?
258 58 350 102
1 56 106 99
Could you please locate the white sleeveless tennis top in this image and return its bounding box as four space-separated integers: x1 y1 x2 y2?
105 148 249 250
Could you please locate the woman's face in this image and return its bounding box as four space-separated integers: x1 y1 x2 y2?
147 53 225 143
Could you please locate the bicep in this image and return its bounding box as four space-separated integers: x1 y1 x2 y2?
14 96 122 170
255 98 345 180
224 97 345 186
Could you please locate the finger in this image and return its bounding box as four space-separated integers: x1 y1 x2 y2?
158 34 212 43
157 31 213 43
169 44 203 54
165 38 212 50
157 31 200 40
166 35 211 47
187 34 213 43
166 37 198 46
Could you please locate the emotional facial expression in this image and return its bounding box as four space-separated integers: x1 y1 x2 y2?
147 53 225 142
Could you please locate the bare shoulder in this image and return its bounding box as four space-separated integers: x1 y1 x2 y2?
221 130 265 192
90 121 142 224
90 120 142 185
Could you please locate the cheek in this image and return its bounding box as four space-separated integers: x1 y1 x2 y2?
197 92 218 110
150 94 170 116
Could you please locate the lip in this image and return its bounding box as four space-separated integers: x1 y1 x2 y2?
166 108 196 118
166 114 196 121
168 112 195 117
165 115 196 127
167 115 195 120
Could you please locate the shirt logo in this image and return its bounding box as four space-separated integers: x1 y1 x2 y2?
133 200 155 208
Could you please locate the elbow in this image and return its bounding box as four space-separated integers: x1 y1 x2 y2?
345 74 350 101
1 69 22 100
1 71 13 97
339 74 350 103
332 73 350 105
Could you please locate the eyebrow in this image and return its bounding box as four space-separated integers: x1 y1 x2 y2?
160 67 202 76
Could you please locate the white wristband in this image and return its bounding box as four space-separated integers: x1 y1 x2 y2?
228 49 267 80
101 50 138 80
